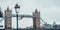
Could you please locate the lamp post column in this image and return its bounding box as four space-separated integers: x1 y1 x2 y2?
14 4 20 30
16 13 18 30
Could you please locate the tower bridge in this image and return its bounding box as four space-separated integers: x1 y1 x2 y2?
0 4 58 30
0 7 47 30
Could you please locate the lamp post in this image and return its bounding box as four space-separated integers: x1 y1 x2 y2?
14 4 20 30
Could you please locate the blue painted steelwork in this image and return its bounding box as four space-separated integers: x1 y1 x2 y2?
40 18 46 24
12 14 46 24
12 14 34 18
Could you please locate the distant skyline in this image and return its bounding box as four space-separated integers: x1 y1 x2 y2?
0 0 60 29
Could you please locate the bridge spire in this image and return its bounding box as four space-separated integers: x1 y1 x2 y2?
35 8 40 14
35 8 38 13
7 7 9 11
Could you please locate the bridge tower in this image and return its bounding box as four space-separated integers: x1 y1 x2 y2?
33 9 40 30
5 7 12 30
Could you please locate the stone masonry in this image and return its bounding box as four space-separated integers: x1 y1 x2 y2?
5 7 12 30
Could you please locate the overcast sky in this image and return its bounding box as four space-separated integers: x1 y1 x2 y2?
0 0 60 29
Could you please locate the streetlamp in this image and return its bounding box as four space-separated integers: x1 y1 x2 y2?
14 4 20 30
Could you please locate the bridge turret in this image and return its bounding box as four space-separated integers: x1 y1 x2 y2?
33 9 40 30
5 7 12 30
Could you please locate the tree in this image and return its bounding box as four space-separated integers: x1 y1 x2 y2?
0 7 3 18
